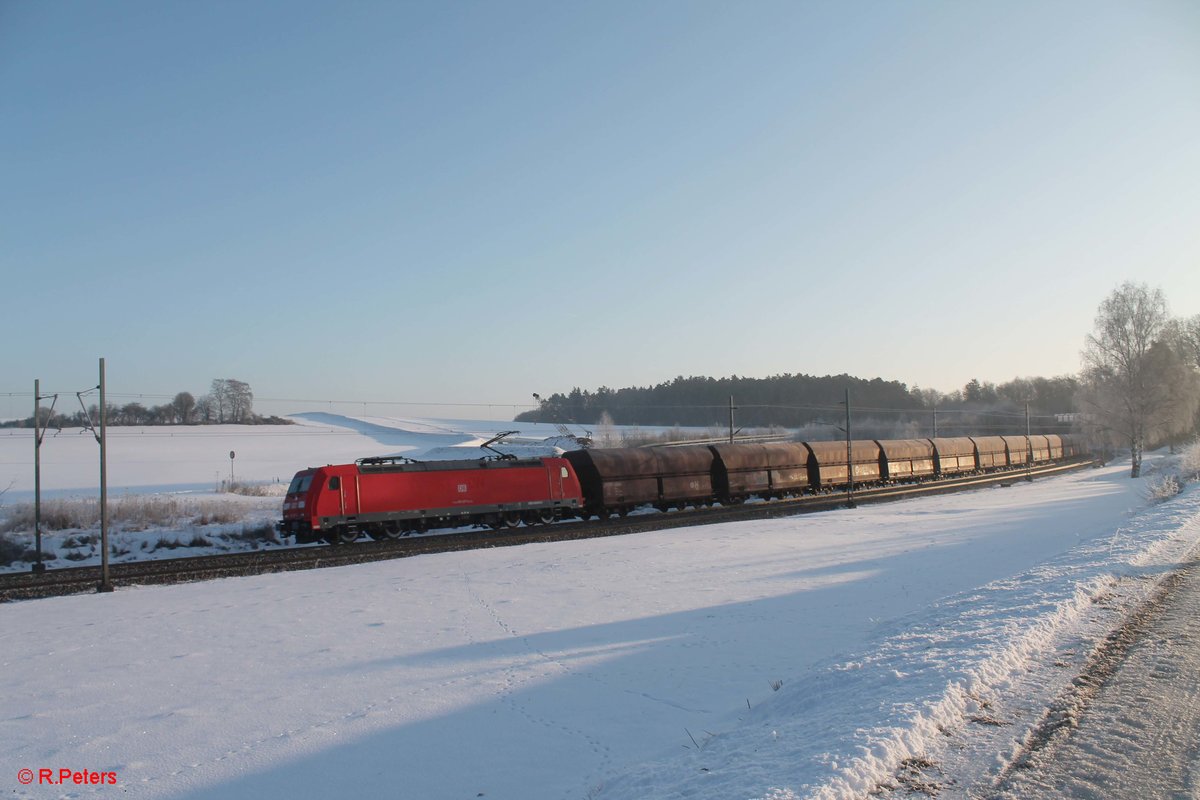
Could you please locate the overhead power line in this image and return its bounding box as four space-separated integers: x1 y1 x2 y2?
4 390 1074 420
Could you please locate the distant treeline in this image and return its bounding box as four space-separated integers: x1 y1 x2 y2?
1 378 293 429
516 373 1080 439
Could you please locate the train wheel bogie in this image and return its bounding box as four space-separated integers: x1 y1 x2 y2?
328 527 360 545
374 522 404 541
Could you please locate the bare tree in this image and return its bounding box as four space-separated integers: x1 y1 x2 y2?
594 411 620 447
225 379 254 423
210 379 229 423
1155 341 1200 446
147 404 171 425
208 379 254 423
1163 315 1200 440
1080 282 1173 477
909 386 944 408
1165 315 1200 370
172 391 196 425
196 395 214 424
120 402 149 426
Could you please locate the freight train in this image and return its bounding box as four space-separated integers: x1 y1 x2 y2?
278 433 1086 544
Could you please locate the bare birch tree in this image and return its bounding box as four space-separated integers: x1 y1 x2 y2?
1080 282 1181 477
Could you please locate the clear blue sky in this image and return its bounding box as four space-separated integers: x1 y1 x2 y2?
3 1 1198 419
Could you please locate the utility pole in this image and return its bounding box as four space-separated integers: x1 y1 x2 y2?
728 395 736 444
33 380 44 573
844 388 856 508
98 358 112 593
1025 401 1033 483
32 380 59 574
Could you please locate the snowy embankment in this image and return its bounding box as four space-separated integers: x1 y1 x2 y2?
3 457 1200 800
608 472 1200 800
992 543 1200 799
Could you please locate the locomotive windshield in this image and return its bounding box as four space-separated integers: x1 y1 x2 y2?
287 475 313 495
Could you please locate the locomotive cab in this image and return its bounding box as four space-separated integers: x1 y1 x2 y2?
278 468 328 540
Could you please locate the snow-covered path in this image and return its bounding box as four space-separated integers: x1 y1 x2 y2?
2 463 1199 800
996 557 1200 799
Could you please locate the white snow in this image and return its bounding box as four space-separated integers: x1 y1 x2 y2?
2 422 1200 796
3 422 1200 799
991 553 1200 798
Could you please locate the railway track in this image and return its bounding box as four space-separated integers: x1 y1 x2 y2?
0 459 1095 602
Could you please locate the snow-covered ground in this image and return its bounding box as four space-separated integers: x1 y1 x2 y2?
3 433 1199 799
993 554 1200 799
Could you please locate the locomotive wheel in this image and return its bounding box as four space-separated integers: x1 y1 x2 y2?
376 523 404 541
503 511 522 528
335 527 360 545
538 509 556 525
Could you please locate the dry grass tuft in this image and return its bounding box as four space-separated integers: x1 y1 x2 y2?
220 480 288 497
0 496 270 534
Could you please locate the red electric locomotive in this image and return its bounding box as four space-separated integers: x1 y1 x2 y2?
279 455 584 544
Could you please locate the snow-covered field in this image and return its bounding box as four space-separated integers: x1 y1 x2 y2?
0 414 582 499
2 416 1199 799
